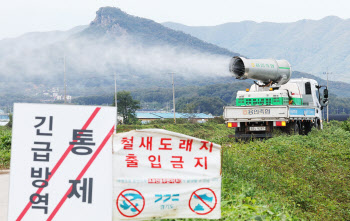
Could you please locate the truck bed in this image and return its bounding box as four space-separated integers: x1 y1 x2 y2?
224 105 317 122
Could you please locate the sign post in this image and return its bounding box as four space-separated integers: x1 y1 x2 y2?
112 129 222 220
8 103 115 220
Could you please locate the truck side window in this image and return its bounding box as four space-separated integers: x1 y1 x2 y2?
305 82 311 95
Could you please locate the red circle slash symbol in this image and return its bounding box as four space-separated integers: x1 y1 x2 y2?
116 189 145 218
189 188 217 215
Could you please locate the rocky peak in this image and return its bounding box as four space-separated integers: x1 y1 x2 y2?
90 7 133 27
80 6 236 56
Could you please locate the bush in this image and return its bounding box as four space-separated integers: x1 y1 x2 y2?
341 118 350 132
208 116 225 124
0 127 11 169
0 150 11 169
0 128 11 151
6 113 12 129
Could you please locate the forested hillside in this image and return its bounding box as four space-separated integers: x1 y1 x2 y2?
72 81 350 116
81 7 236 56
164 16 350 81
72 82 251 115
0 7 239 99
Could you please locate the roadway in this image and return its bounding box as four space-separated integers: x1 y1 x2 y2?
0 170 9 221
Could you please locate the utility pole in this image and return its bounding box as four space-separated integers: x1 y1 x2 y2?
324 71 332 123
323 71 331 123
326 71 329 123
84 73 119 132
172 73 176 124
64 55 66 104
114 72 118 133
323 107 325 120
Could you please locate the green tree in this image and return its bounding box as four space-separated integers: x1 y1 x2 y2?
6 114 12 129
113 91 140 124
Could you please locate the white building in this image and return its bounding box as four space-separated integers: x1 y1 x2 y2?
0 110 10 126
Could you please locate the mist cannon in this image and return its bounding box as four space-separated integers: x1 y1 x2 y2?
229 56 292 85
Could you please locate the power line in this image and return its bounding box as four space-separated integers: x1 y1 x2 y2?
64 55 67 104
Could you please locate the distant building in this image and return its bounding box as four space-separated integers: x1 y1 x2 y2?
52 87 59 93
0 109 10 126
136 112 213 124
55 95 72 102
137 109 167 113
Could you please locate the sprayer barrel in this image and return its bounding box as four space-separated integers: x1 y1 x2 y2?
229 56 292 85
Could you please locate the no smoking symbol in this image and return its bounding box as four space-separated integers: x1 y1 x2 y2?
116 189 145 218
189 188 217 215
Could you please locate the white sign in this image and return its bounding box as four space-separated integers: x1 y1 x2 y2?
8 103 115 221
112 129 221 220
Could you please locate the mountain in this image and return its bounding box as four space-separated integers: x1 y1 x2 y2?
163 16 350 81
81 7 236 56
0 25 87 53
0 7 239 102
0 7 350 108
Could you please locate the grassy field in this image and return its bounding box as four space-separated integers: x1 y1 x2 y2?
1 120 350 220
221 121 350 220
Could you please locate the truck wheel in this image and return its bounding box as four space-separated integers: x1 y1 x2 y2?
293 122 300 135
234 128 241 142
316 119 322 130
287 122 300 135
304 121 312 135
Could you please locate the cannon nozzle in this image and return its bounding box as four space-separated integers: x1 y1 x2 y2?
229 56 292 85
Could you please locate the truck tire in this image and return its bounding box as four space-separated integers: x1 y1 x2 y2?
234 128 242 142
304 121 313 135
235 124 248 142
287 122 300 135
316 119 322 130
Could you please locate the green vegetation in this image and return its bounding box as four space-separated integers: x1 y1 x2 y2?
132 82 251 106
118 120 233 144
70 82 350 117
0 126 11 169
329 96 350 114
119 121 350 220
220 121 350 220
341 118 350 132
1 120 350 220
72 82 252 115
113 91 141 124
176 97 226 116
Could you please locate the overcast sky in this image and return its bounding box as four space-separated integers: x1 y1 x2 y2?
1 0 349 40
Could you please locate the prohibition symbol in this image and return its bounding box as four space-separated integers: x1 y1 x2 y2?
189 188 217 215
116 189 145 218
